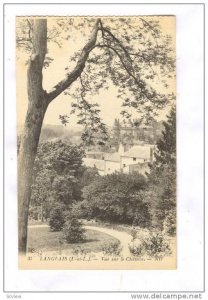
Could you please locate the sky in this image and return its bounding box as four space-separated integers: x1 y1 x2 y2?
16 16 175 128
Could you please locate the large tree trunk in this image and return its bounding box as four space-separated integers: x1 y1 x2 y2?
18 19 48 254
18 18 100 254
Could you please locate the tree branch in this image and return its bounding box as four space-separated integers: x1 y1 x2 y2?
46 19 100 103
102 26 132 61
94 44 141 88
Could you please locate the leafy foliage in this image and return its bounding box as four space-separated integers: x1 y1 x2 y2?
101 240 122 256
31 141 85 219
147 106 176 230
80 173 149 225
69 98 109 146
153 106 176 170
62 217 86 243
59 115 70 126
129 231 171 259
17 17 175 145
163 209 176 236
79 166 100 188
128 241 144 256
142 232 171 258
49 204 66 231
112 118 121 150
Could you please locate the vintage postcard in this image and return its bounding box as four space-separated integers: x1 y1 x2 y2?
16 16 176 269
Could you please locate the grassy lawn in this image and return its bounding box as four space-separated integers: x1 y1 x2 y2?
27 227 119 254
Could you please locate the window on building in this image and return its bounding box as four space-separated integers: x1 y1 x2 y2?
108 168 110 171
123 164 126 167
133 157 136 161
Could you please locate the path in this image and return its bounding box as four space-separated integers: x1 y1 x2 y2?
84 225 132 256
28 224 49 228
28 224 133 256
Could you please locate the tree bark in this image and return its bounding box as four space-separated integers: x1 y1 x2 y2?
18 19 48 254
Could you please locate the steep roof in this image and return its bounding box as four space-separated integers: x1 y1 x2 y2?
105 152 121 162
121 145 152 159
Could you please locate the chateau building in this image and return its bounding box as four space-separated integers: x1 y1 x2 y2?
83 143 155 176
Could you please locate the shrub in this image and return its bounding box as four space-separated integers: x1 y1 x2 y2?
72 247 89 256
29 206 39 220
130 228 138 241
101 241 122 256
163 209 176 236
81 173 147 224
70 202 86 219
132 212 151 228
129 231 171 259
49 204 66 231
143 232 171 259
63 217 86 243
129 241 145 256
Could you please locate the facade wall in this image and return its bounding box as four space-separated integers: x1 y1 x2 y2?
105 161 121 175
84 144 154 176
121 156 147 168
122 165 130 174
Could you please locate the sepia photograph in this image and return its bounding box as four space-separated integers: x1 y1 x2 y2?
16 15 176 269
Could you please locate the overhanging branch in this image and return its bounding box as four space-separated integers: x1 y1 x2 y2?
94 44 141 88
46 19 100 103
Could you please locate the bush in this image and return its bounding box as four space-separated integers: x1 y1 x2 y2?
63 217 86 243
163 209 176 236
132 210 151 228
130 228 138 241
72 247 89 256
101 241 122 256
29 206 39 220
128 241 145 256
129 231 171 259
70 202 86 219
49 205 66 231
143 232 171 259
81 173 147 224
